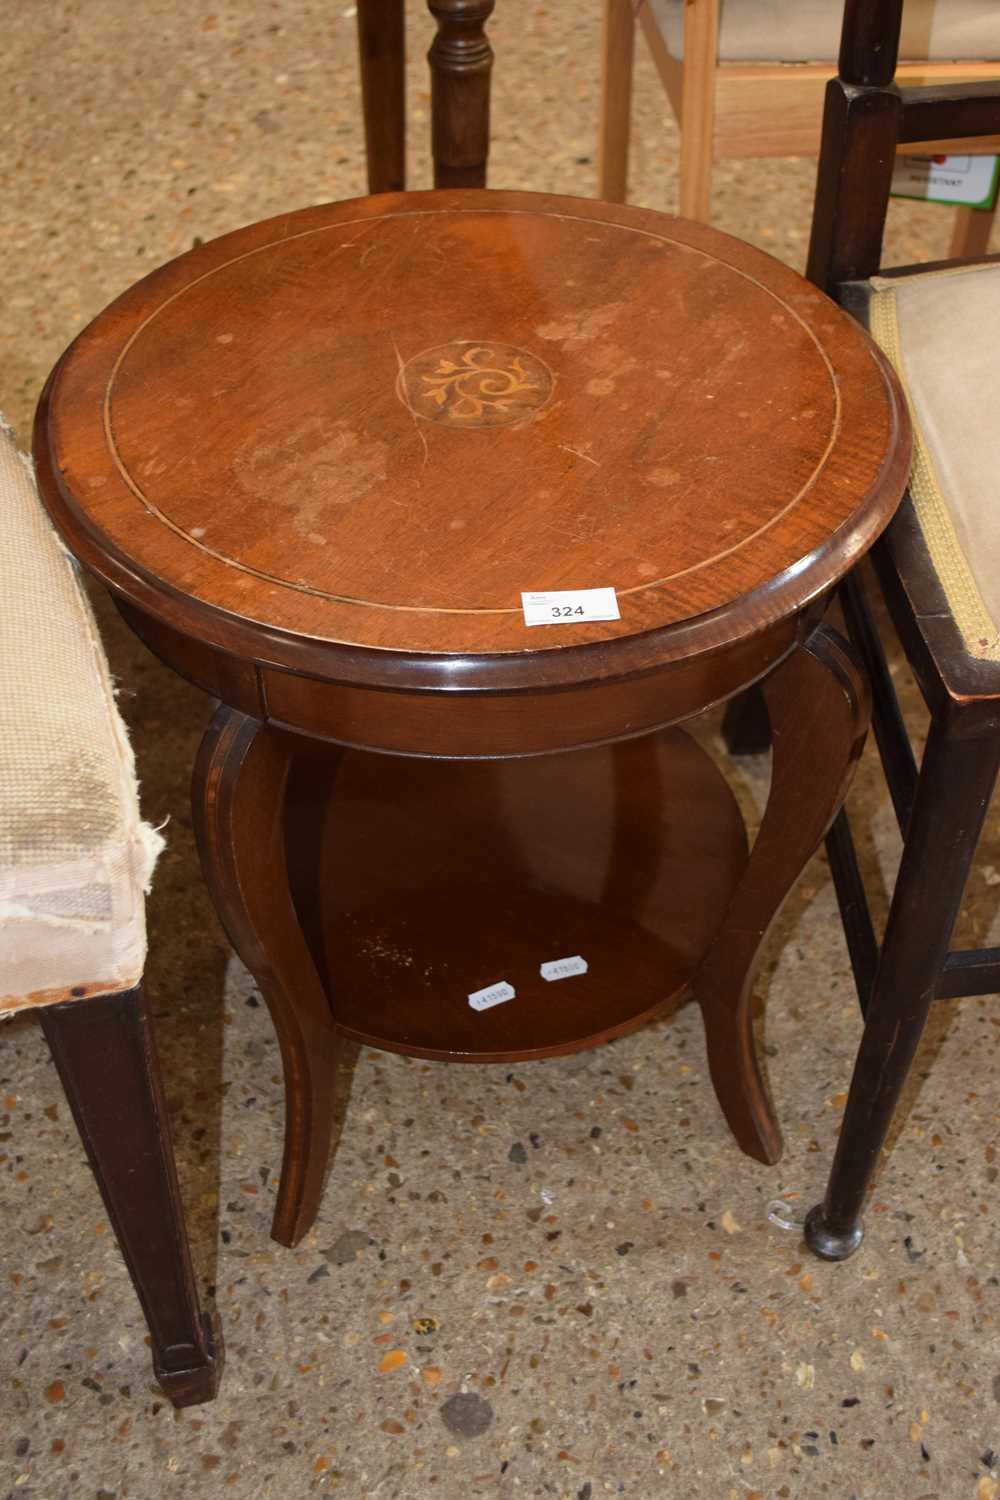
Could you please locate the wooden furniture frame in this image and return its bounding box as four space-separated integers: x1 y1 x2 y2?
32 0 907 1264
34 986 218 1405
778 0 1000 1260
598 0 1000 257
32 167 910 1244
358 0 494 193
1 409 216 1407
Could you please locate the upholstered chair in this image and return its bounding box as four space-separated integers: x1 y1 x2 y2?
0 416 217 1406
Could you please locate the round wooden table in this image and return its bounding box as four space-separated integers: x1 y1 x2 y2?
34 190 910 1248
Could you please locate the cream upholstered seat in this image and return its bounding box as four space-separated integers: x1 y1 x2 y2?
1 414 217 1401
866 262 1000 661
0 416 162 1012
647 0 998 63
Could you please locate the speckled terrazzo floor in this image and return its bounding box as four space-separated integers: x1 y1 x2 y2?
3 3 1000 1497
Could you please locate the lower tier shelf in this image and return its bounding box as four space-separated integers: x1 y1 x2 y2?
287 728 748 1062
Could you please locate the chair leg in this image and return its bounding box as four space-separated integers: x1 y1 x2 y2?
695 625 869 1163
721 684 771 755
427 0 495 189
598 0 635 202
949 201 996 260
678 0 719 220
39 986 218 1407
357 0 406 194
193 705 344 1248
805 720 1000 1260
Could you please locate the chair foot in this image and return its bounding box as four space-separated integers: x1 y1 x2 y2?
804 1203 864 1261
155 1313 221 1407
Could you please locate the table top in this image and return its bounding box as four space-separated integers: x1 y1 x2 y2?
35 190 909 693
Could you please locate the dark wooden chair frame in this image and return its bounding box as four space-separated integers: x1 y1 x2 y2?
15 984 217 1405
771 0 1000 1258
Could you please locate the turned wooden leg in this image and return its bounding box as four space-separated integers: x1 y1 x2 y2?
193 706 344 1248
806 720 1000 1260
427 0 495 189
694 625 870 1164
39 986 218 1407
598 0 635 202
357 0 406 194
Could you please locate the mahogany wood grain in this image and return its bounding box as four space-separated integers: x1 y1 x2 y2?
40 987 218 1405
357 0 406 194
117 590 802 759
193 708 344 1247
33 181 911 1247
295 728 747 1060
34 191 909 694
694 625 870 1163
257 620 804 758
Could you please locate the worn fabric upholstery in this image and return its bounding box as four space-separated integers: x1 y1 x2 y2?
647 0 999 63
867 263 1000 661
0 416 162 1011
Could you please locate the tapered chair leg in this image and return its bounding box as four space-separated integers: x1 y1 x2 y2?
721 684 771 756
806 720 1000 1260
39 986 218 1406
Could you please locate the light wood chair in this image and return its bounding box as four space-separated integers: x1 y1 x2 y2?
599 0 1000 257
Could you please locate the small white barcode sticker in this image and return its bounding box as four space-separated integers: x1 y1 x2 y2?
521 588 620 627
540 955 589 982
468 980 516 1011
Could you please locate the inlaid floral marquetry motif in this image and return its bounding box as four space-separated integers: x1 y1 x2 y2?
397 342 554 427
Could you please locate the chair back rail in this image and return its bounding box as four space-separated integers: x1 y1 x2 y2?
899 82 1000 143
809 0 1000 293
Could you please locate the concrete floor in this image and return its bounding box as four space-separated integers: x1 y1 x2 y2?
2 3 1000 1497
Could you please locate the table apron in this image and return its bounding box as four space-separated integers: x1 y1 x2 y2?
118 600 802 758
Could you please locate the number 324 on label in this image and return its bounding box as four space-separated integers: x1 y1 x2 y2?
521 587 620 627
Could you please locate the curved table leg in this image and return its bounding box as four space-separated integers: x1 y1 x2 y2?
694 625 870 1164
193 706 343 1248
